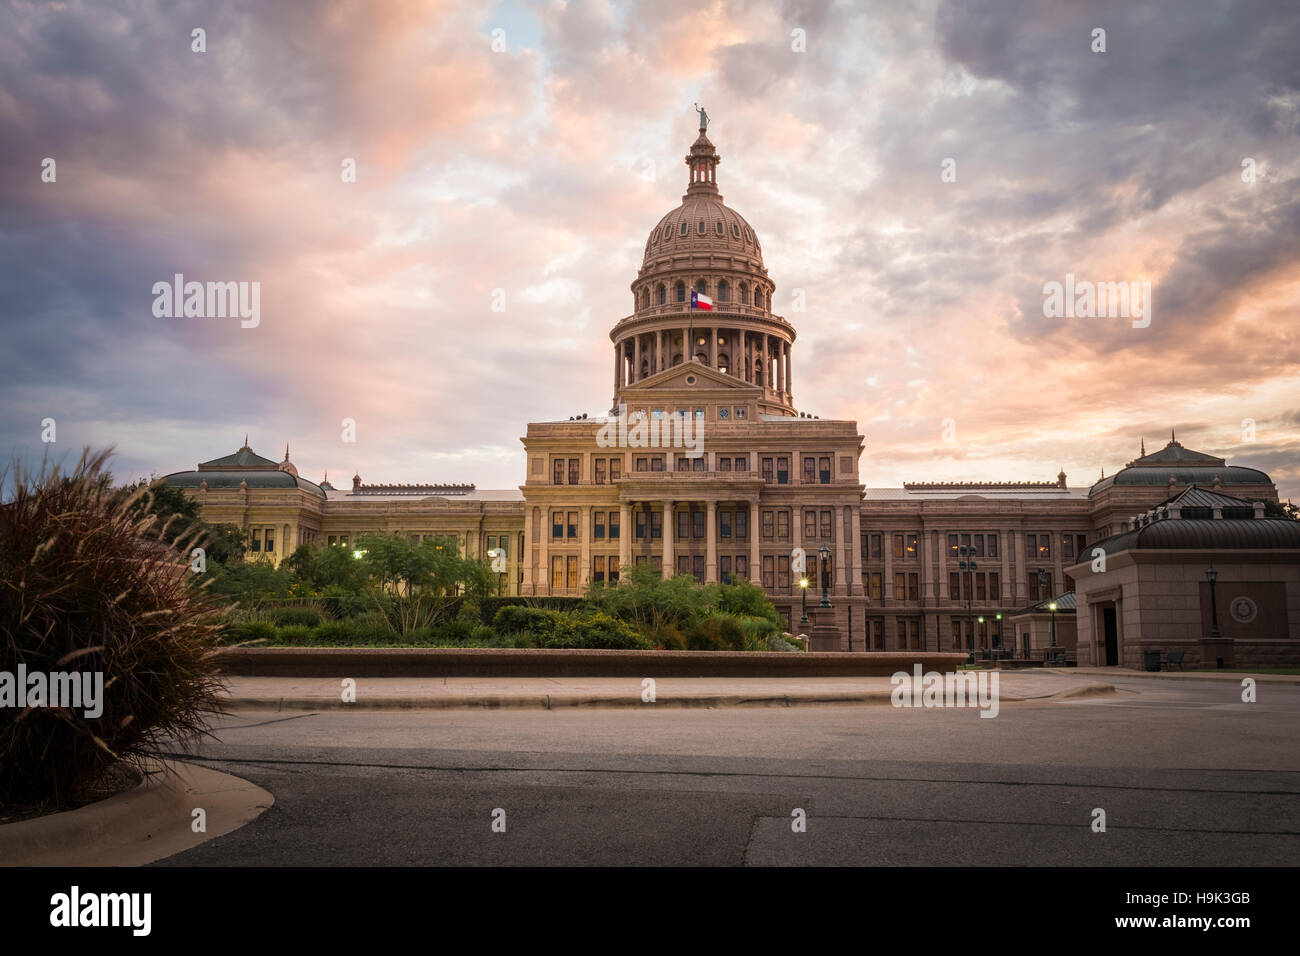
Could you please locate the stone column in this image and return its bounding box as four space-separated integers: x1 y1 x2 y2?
849 505 862 597
538 506 549 596
835 505 846 591
523 507 535 595
662 499 674 578
740 330 748 381
619 502 632 571
614 341 622 394
1001 529 1012 602
709 326 718 368
776 341 784 393
705 499 717 582
750 500 762 584
580 504 592 587
633 335 641 383
784 342 791 398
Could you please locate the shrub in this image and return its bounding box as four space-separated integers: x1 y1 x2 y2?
275 624 313 645
308 621 354 645
224 619 277 645
0 449 225 811
682 613 747 651
266 606 325 628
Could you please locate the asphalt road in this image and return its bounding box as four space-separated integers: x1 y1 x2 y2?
155 672 1300 866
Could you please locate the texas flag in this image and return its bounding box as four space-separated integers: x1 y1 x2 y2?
690 290 713 311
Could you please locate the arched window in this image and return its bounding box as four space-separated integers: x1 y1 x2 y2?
680 222 688 237
717 280 729 302
675 281 686 302
755 288 764 309
754 360 764 385
718 354 730 375
715 221 724 235
738 282 747 304
698 220 706 235
695 279 707 296
732 224 741 238
657 284 666 305
664 225 672 240
640 289 649 309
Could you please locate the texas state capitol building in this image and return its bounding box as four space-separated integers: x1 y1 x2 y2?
163 120 1291 664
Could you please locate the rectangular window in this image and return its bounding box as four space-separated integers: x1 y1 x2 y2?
976 574 987 602
610 458 622 480
804 509 816 539
635 510 647 540
567 511 578 539
720 555 732 584
552 511 563 540
651 511 663 539
609 556 620 583
819 457 831 483
949 533 959 554
762 510 775 538
720 510 732 539
988 533 999 558
908 573 919 602
777 510 789 539
870 533 882 560
593 555 606 583
719 456 732 473
595 458 607 485
894 572 906 601
676 456 690 472
692 554 704 583
869 618 885 650
693 457 705 473
250 530 261 553
553 459 565 484
734 456 748 472
735 509 747 539
677 554 690 576
777 456 789 484
551 555 563 590
949 572 961 599
609 511 620 539
678 509 690 540
894 533 904 560
989 571 1000 598
636 457 648 473
650 456 665 472
593 512 606 540
735 555 748 579
566 555 578 589
803 456 816 483
778 555 790 589
568 459 580 485
973 534 984 557
762 457 774 483
869 572 882 601
693 509 705 538
820 510 832 539
763 555 775 588
1063 534 1074 559
906 533 918 559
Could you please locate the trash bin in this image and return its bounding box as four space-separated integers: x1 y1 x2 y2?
1143 650 1162 672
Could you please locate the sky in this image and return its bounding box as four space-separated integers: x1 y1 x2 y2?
2 0 1298 499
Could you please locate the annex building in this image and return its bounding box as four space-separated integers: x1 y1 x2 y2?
163 121 1293 666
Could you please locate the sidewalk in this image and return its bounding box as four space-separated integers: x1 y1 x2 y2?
1064 666 1300 684
220 671 1116 711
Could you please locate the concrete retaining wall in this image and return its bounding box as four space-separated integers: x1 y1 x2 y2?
215 647 970 678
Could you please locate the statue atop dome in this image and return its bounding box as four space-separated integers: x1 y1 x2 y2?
693 103 709 130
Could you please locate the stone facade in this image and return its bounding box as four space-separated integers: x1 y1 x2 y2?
162 124 1284 655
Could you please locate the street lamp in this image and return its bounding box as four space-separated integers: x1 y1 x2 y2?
799 576 810 625
1206 565 1221 640
1048 601 1058 647
818 544 831 608
958 545 978 663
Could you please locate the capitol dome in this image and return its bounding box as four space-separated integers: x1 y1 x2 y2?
611 118 796 417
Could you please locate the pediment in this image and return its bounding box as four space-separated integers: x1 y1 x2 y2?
622 361 759 394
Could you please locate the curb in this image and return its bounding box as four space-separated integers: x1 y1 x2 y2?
222 680 1116 711
1064 667 1300 684
0 759 273 867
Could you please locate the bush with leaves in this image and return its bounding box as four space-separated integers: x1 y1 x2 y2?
0 449 224 811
